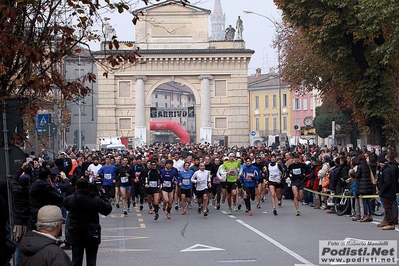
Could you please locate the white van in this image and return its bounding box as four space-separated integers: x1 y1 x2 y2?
106 144 126 151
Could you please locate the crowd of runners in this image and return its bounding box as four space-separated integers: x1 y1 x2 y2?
13 141 399 225
25 142 395 224
3 141 398 266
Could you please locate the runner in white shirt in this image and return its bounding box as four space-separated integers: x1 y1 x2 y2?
191 162 212 217
86 157 102 183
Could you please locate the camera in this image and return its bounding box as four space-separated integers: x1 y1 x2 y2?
88 178 103 196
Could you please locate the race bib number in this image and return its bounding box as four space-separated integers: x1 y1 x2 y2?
228 170 237 175
121 176 128 183
104 174 112 180
213 177 221 183
292 168 301 175
149 181 158 188
269 174 279 182
182 179 191 186
245 173 254 181
164 181 172 187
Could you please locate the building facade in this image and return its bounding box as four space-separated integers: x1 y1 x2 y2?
93 0 253 147
64 50 98 149
290 85 317 145
248 69 291 147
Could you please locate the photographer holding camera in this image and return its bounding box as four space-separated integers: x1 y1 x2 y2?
63 178 112 266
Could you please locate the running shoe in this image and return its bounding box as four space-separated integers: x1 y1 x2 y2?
188 203 192 209
198 206 202 214
162 206 166 212
227 208 232 215
133 201 136 207
166 213 171 219
216 204 220 210
256 204 261 209
233 204 238 212
182 209 186 215
273 209 278 216
154 213 159 220
245 209 249 213
127 208 130 212
123 210 128 215
296 210 301 216
204 209 208 217
149 208 153 214
175 204 178 211
278 199 282 206
139 205 143 211
238 204 242 210
248 210 253 216
261 198 265 203
116 203 120 208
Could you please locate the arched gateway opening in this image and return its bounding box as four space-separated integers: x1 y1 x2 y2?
150 81 196 144
94 0 253 148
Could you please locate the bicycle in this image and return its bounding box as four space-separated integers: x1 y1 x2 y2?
334 188 351 216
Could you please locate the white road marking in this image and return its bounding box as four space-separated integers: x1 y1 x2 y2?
236 219 315 266
217 259 258 263
99 248 151 252
180 244 225 252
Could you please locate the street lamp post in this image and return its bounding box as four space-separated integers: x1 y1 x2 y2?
243 10 283 136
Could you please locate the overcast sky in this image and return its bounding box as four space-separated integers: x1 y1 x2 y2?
94 0 282 75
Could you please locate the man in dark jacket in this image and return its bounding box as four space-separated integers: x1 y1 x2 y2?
28 167 64 231
63 178 112 266
20 205 71 265
10 163 32 266
54 152 73 175
378 155 398 230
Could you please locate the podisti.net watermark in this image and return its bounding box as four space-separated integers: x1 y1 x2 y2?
319 239 397 264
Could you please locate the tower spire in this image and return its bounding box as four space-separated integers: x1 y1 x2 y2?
210 0 226 40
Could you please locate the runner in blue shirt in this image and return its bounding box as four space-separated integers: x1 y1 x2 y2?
178 162 194 215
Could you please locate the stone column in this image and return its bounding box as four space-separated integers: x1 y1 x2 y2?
133 75 147 147
134 76 147 126
198 75 213 127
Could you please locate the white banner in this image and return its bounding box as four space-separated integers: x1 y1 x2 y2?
200 127 212 144
134 126 146 147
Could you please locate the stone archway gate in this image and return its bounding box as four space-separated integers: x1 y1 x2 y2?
94 0 253 147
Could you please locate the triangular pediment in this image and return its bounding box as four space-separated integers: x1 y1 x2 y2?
133 0 211 15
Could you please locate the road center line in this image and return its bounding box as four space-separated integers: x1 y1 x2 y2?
235 219 315 266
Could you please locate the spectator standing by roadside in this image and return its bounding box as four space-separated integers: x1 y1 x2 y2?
20 205 71 266
64 178 112 266
10 163 31 266
377 155 398 230
54 152 72 176
355 154 374 222
28 167 64 231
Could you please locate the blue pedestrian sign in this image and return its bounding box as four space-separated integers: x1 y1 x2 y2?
37 114 51 134
250 131 256 137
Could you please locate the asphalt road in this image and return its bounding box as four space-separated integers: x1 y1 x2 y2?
63 197 398 266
